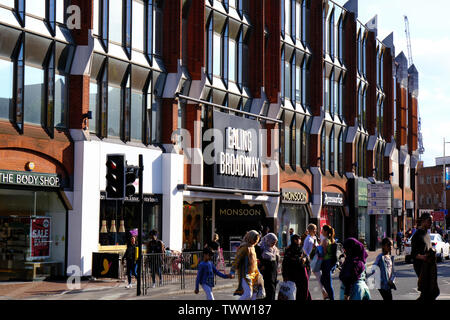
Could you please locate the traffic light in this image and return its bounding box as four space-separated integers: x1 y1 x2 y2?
105 154 125 199
125 166 139 197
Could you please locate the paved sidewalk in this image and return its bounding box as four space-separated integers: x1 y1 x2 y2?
0 249 405 300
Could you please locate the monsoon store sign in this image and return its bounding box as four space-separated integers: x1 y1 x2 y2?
0 170 61 187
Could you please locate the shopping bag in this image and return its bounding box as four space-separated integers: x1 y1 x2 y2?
277 281 297 300
255 274 266 299
310 252 322 273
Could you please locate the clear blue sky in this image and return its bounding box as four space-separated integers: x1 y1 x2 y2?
334 0 450 167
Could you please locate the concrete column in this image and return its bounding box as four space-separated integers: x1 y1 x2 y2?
162 153 184 252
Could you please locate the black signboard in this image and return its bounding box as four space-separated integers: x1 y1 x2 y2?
281 188 308 204
92 252 120 279
212 111 262 191
323 192 344 206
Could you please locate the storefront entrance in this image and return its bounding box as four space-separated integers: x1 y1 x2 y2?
0 188 68 281
214 200 268 251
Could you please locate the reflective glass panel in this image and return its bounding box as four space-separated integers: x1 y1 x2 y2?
24 65 44 125
0 58 13 119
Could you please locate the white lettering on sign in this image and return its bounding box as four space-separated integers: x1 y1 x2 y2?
226 127 253 152
219 152 259 178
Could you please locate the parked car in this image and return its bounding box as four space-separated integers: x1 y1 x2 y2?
404 233 449 263
430 233 450 262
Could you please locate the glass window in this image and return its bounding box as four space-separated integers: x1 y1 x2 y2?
54 74 67 128
26 0 45 17
0 58 13 120
329 71 334 116
330 129 334 174
329 12 334 58
93 0 99 35
229 39 236 82
107 85 120 138
295 64 301 103
281 49 285 100
301 120 308 168
338 130 343 175
284 122 290 165
206 15 213 81
321 127 326 172
323 70 329 112
296 119 301 167
285 0 290 36
213 32 222 77
131 91 143 141
24 65 44 125
56 0 65 24
89 81 98 134
295 1 301 41
0 0 14 8
284 57 291 100
132 0 144 51
109 0 123 44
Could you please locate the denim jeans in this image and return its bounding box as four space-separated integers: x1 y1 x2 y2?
127 260 138 285
320 259 336 300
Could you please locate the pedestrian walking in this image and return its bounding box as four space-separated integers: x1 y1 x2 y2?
194 247 232 300
396 230 404 254
319 224 338 300
147 229 165 288
371 237 396 301
282 234 311 301
230 230 264 300
339 237 371 300
205 233 221 263
411 213 440 300
124 234 138 289
302 223 327 299
256 233 280 300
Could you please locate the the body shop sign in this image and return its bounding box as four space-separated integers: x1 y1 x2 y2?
30 217 51 260
213 111 261 191
0 170 61 187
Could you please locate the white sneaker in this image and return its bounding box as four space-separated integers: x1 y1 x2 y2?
152 283 156 288
126 284 132 289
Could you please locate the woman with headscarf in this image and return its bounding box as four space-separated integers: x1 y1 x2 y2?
281 234 311 301
339 237 371 300
256 233 280 300
230 230 263 300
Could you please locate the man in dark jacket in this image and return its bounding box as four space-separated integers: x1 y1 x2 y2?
147 230 165 287
124 235 138 288
411 213 440 300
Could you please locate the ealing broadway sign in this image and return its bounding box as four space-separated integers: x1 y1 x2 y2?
213 111 261 191
0 170 61 188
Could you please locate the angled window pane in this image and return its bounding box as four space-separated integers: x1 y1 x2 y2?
0 0 14 8
109 0 123 44
24 65 44 125
56 0 65 24
26 0 45 17
89 81 98 133
107 85 121 137
285 0 290 35
93 0 99 35
0 58 13 120
132 0 145 51
131 91 143 141
54 74 67 128
229 39 236 82
213 32 221 77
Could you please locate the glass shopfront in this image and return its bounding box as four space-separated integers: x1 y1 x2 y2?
0 188 68 281
214 200 268 251
321 192 345 243
98 192 162 247
183 201 212 251
278 188 310 248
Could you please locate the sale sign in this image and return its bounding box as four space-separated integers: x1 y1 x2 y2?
30 217 51 259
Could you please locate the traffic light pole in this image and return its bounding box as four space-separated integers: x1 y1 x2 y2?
137 154 144 296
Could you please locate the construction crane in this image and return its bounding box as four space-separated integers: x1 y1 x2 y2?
404 15 425 158
404 16 414 66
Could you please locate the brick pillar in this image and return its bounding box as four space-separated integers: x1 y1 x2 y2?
69 75 90 130
264 0 281 104
161 99 178 145
249 0 265 99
